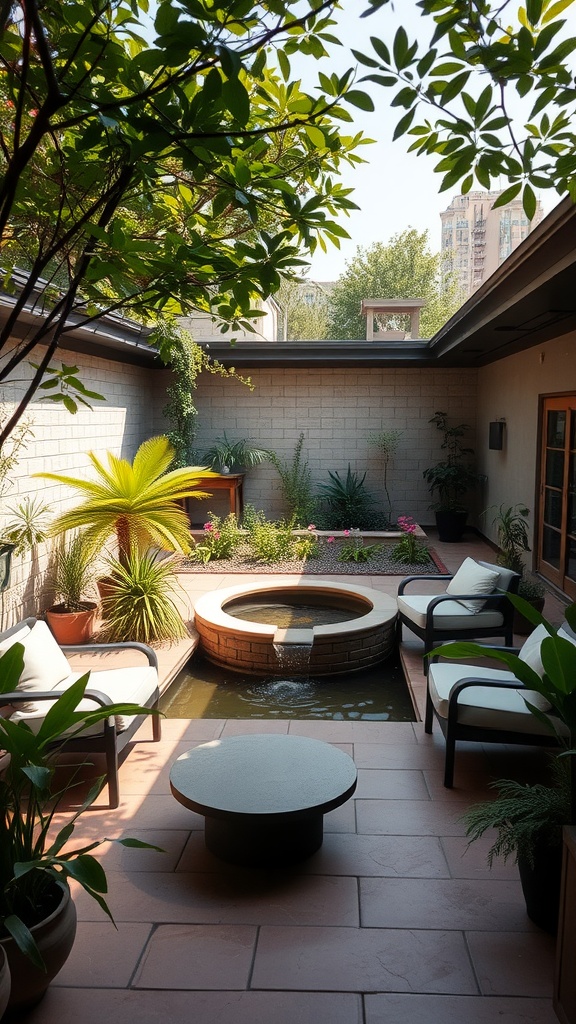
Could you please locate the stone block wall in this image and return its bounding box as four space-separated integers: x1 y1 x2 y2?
189 365 479 526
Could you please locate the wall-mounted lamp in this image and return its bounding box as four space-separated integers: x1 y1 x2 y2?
489 420 506 451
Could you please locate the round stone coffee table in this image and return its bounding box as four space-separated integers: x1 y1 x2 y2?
170 733 357 867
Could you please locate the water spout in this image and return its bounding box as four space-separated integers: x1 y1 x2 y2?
273 627 314 675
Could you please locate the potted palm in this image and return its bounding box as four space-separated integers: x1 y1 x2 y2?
36 435 217 567
0 642 160 1012
423 411 479 542
45 530 99 644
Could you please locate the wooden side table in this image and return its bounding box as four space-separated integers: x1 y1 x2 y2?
186 473 244 519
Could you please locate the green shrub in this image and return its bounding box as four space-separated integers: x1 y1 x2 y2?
390 516 430 565
247 515 296 563
189 512 242 564
338 531 383 563
269 432 318 527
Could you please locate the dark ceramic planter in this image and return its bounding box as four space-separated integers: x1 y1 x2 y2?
0 881 77 1012
518 842 563 935
435 510 468 543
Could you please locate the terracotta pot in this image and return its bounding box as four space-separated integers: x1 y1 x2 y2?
45 601 97 644
0 881 77 1012
96 576 116 601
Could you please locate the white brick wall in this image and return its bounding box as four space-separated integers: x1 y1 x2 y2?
1 348 161 626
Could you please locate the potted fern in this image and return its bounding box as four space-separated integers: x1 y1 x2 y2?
202 432 274 474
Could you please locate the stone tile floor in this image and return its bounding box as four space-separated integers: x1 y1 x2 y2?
21 532 569 1024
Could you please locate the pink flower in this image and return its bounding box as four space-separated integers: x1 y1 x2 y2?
204 522 213 531
307 524 316 531
327 536 335 543
213 531 221 539
343 529 350 536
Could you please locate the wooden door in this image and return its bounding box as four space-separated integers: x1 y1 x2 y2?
537 395 576 599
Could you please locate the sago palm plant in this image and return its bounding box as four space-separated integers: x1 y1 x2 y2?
37 435 216 564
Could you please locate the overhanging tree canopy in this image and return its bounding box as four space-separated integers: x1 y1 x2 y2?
361 0 576 216
0 0 373 446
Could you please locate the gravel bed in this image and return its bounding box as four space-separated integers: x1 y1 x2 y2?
179 540 446 575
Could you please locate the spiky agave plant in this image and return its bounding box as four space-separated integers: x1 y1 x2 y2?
99 549 189 644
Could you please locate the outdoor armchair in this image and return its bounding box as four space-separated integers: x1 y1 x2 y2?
426 622 571 787
397 557 520 673
0 617 161 808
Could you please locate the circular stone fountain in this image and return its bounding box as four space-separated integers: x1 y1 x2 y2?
193 579 398 676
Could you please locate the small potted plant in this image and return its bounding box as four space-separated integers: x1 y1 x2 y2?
487 503 546 634
202 432 274 474
0 642 160 1012
99 548 189 644
45 530 99 644
423 411 479 542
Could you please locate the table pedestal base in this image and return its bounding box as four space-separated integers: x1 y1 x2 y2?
204 811 323 867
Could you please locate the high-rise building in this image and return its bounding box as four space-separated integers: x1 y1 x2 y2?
440 190 543 298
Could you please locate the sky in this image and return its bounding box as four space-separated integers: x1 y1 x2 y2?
297 3 560 282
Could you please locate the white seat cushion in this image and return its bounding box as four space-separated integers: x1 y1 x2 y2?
445 557 500 613
428 662 568 736
9 665 158 735
398 594 505 631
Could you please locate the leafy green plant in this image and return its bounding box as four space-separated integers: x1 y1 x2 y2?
338 530 383 563
461 760 570 868
0 642 160 968
202 433 274 473
319 466 378 530
423 411 479 512
38 436 216 565
488 503 531 576
246 514 296 564
487 503 545 602
269 433 318 527
189 513 242 564
47 531 98 611
293 531 321 561
2 496 51 555
100 549 188 644
390 516 430 565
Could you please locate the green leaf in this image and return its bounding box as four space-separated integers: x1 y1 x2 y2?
4 915 44 970
523 182 538 220
344 90 375 111
393 108 416 140
370 36 391 64
278 49 290 81
492 183 522 207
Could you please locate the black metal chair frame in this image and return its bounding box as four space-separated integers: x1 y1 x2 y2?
397 571 520 674
426 646 561 788
0 617 161 808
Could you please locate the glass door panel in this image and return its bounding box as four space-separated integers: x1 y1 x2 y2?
538 397 576 598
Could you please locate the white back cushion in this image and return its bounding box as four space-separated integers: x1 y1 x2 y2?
445 557 499 613
0 621 71 699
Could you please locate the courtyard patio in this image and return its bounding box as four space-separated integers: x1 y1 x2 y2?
20 531 568 1024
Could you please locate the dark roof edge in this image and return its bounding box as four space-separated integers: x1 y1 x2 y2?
429 195 575 356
